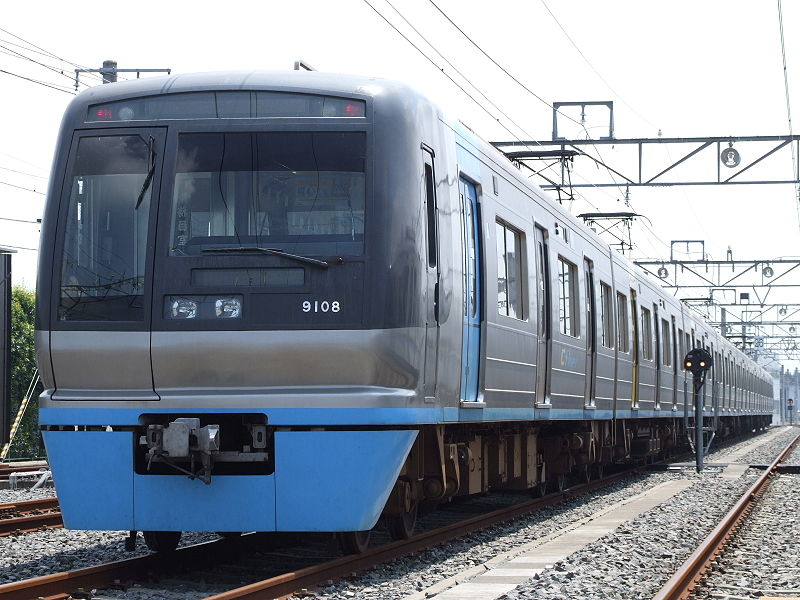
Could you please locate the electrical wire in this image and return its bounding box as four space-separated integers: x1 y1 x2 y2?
777 0 800 234
0 26 105 83
0 68 75 95
0 42 86 88
382 0 534 142
539 0 659 132
0 180 46 195
0 165 47 180
0 216 40 224
362 0 542 145
426 0 582 127
364 0 615 205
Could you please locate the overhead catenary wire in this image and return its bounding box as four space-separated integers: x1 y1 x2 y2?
361 0 580 194
361 0 544 146
364 0 613 212
0 42 89 88
426 0 582 127
0 165 47 180
0 26 106 83
777 0 800 234
0 216 40 225
381 0 534 143
0 68 75 95
0 180 46 194
539 0 660 133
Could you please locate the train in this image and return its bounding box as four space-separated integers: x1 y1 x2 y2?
35 71 774 553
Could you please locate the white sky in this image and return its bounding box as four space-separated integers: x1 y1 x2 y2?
2 0 799 369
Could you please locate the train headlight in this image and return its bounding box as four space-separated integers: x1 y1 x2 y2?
215 297 242 318
170 298 198 319
118 106 135 121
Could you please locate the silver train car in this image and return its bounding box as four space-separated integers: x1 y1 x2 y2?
35 71 773 552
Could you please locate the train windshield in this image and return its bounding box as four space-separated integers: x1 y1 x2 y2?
169 131 366 257
58 135 154 321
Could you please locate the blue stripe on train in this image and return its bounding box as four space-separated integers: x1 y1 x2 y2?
40 406 749 427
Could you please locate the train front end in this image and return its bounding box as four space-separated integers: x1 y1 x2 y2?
35 72 438 543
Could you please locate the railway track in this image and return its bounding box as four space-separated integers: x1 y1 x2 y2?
0 464 45 484
0 432 789 600
653 431 800 600
0 497 62 537
0 468 641 600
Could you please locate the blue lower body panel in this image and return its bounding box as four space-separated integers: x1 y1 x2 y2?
42 428 417 532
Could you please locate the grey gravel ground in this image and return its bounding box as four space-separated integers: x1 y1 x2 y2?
0 426 796 600
0 485 55 503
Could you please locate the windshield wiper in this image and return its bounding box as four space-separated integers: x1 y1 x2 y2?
200 246 329 268
135 136 156 210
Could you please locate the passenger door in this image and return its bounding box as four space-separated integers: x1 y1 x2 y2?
535 226 551 405
584 258 597 407
630 290 640 408
459 178 481 402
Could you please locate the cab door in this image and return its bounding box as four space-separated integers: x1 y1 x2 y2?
459 177 481 402
422 148 439 401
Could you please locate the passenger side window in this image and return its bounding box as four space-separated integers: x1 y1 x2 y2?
661 318 671 366
557 257 578 336
616 292 629 352
424 161 437 268
641 307 653 360
600 282 614 348
496 220 524 320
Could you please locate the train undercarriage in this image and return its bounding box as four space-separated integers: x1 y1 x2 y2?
373 415 771 553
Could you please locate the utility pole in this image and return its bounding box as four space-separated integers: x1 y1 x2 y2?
0 248 15 457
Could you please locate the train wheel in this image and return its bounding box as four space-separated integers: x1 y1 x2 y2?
337 530 371 554
143 530 181 553
387 502 418 540
592 463 605 480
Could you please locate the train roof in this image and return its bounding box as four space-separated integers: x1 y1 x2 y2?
64 70 440 120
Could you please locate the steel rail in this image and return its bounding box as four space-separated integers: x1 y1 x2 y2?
0 498 62 536
0 462 48 481
652 431 800 600
0 535 264 600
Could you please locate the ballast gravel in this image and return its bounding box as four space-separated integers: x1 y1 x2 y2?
692 472 800 599
0 426 796 600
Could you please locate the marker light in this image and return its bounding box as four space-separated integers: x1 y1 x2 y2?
95 108 113 121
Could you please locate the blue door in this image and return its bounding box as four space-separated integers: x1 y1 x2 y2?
459 178 481 402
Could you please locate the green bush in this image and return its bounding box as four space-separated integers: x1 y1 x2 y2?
7 286 43 459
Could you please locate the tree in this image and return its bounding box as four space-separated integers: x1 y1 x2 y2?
7 287 42 458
